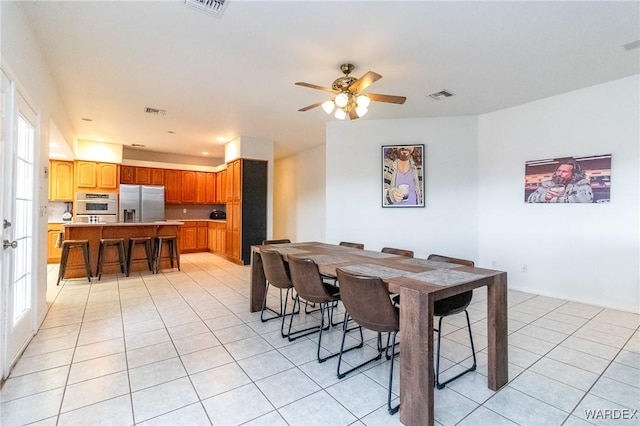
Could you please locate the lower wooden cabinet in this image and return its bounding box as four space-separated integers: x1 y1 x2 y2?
207 221 227 254
180 221 209 253
47 223 63 263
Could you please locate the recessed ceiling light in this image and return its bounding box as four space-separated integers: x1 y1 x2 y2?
202 152 209 156
216 137 227 142
81 118 93 122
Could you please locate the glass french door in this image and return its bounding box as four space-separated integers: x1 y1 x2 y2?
1 70 38 379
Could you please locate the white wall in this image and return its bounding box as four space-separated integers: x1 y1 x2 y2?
478 75 639 312
2 2 76 324
325 117 479 259
273 144 326 242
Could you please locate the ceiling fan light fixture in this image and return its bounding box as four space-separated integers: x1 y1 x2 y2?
355 106 368 117
322 100 335 114
356 95 370 108
334 108 347 120
335 92 349 108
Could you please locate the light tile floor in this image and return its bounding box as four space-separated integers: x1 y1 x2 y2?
1 253 638 425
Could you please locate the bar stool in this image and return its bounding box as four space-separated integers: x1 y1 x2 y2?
154 236 180 273
96 238 127 280
57 240 92 285
126 236 153 276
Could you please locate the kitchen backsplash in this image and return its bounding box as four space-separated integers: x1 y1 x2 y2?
165 204 225 220
48 201 225 222
48 201 72 222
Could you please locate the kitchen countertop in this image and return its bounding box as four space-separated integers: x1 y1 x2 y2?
63 221 184 227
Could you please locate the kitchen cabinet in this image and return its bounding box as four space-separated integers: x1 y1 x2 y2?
208 221 226 254
216 170 227 203
150 168 164 185
47 223 63 263
180 221 208 253
165 170 181 204
225 159 267 265
49 160 74 201
121 166 165 185
195 172 207 204
205 172 216 204
75 161 119 191
181 171 197 203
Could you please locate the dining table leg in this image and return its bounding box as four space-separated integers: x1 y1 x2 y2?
249 250 266 312
399 286 435 426
487 272 509 390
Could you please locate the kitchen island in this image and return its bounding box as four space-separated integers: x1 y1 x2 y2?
61 221 183 279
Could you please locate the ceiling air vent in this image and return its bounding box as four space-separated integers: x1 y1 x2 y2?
144 107 166 116
428 90 454 100
185 0 229 17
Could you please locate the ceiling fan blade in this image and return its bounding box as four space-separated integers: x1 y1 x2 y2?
298 100 325 112
295 82 338 94
349 71 382 93
367 92 407 104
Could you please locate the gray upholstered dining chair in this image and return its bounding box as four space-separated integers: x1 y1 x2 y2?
287 256 362 362
259 249 299 337
336 268 400 415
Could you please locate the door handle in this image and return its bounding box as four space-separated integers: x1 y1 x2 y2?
3 219 11 229
3 240 18 249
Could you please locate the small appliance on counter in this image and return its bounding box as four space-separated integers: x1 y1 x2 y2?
62 202 73 222
209 210 226 220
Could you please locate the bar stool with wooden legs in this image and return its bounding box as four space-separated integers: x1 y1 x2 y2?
57 240 92 285
96 238 127 280
154 236 180 273
126 237 153 276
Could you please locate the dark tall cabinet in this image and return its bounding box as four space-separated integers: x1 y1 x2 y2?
226 159 267 265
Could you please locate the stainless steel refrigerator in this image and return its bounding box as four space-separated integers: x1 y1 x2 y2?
119 185 165 223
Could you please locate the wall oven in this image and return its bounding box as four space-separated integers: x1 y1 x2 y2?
75 192 118 222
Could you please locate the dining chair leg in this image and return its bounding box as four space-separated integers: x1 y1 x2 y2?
435 310 477 389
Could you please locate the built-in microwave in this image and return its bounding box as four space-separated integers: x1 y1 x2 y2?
75 192 118 215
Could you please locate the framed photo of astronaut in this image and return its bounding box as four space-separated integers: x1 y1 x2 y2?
524 154 611 204
382 144 425 207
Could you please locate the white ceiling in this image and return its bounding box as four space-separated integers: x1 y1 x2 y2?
18 1 640 162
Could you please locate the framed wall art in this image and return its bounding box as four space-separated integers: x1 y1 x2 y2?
524 154 611 203
382 144 425 207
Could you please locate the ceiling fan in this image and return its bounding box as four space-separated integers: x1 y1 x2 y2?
295 63 406 120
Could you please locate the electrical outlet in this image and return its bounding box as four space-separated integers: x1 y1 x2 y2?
521 264 528 273
183 208 187 214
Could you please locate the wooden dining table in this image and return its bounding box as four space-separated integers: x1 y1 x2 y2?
249 242 508 426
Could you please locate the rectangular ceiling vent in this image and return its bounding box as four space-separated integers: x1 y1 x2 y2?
428 90 455 100
185 0 229 17
144 107 166 116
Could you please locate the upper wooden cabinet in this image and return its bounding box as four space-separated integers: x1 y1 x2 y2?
150 168 164 185
181 171 197 203
120 166 165 185
75 161 119 191
216 170 227 203
49 160 74 201
205 172 216 204
165 170 181 204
